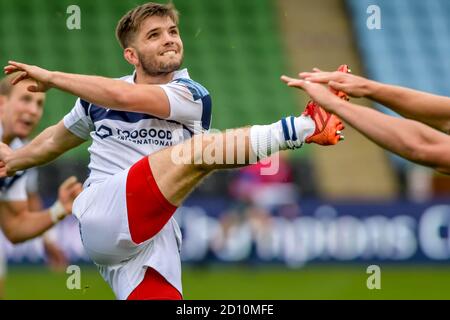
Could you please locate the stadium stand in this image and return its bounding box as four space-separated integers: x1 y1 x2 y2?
347 0 450 198
347 0 450 97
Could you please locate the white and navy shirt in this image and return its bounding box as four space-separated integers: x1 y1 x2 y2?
63 69 212 187
0 124 27 201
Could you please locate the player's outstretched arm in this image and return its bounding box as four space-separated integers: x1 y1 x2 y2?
282 76 450 175
0 176 82 244
0 121 85 178
300 69 450 133
4 61 171 118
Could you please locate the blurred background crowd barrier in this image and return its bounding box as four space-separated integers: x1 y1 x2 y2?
3 199 450 266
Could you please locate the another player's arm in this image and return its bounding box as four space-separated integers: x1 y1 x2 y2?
2 121 85 176
0 200 54 243
362 81 450 133
5 61 170 118
283 77 450 174
332 100 450 174
0 174 81 243
27 191 44 212
301 71 450 132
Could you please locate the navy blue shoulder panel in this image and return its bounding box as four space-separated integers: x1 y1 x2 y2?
172 78 209 100
172 78 212 130
79 99 91 116
0 171 26 193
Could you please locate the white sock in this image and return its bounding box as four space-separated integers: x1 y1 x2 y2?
249 115 315 160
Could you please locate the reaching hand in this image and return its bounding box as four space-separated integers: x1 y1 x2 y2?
280 76 344 113
298 68 372 98
57 176 83 214
3 61 53 92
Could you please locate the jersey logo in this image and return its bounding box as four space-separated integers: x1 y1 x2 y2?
95 125 113 139
94 123 174 147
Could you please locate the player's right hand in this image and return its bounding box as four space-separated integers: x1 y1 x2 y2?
3 61 53 93
58 176 83 215
0 142 15 178
299 68 373 98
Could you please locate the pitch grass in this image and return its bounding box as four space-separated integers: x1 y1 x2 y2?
4 264 450 300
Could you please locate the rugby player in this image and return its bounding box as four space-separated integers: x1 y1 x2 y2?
1 3 344 299
0 73 82 298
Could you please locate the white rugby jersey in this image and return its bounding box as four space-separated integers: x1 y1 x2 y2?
25 167 39 194
0 123 27 201
63 69 212 186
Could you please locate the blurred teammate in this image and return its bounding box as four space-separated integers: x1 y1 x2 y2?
281 69 450 173
1 3 344 300
25 168 68 271
0 73 82 298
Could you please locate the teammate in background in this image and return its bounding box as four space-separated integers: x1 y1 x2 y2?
281 69 450 174
25 168 68 271
1 2 344 300
0 73 81 298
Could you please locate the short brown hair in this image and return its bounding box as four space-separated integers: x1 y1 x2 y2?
0 72 19 96
116 2 179 49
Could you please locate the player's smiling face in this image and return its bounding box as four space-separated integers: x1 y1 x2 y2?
133 15 184 76
1 79 45 140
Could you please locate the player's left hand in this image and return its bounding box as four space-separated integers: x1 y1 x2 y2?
43 236 68 272
281 75 344 113
3 61 53 92
298 68 372 98
57 176 83 214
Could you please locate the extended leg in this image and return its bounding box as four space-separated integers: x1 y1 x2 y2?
149 109 340 206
